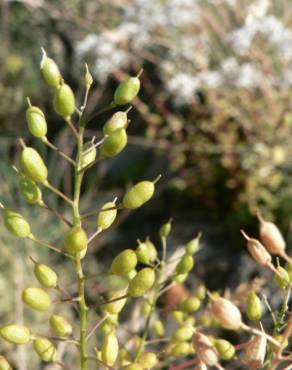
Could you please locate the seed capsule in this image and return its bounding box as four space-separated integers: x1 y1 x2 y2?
0 325 31 344
159 219 172 238
136 240 151 264
105 289 128 315
210 296 243 330
33 338 56 362
123 181 155 209
173 273 188 284
114 76 141 105
271 334 289 351
40 51 61 87
53 83 75 117
243 333 267 369
171 341 191 357
176 255 194 274
4 209 31 238
172 310 186 324
258 215 285 255
274 266 290 289
100 129 127 158
111 249 137 276
173 326 193 342
145 238 157 262
241 231 272 267
192 332 219 366
22 287 51 311
214 339 235 360
117 348 132 367
80 142 97 169
195 284 206 300
34 263 58 288
103 111 128 135
101 331 119 366
186 234 201 255
19 175 42 205
49 315 72 337
26 105 47 138
20 147 48 183
129 268 155 297
0 356 12 370
152 320 165 337
84 64 93 87
97 201 117 230
121 365 143 370
246 291 263 321
137 352 158 369
63 226 88 255
194 363 207 370
180 297 201 313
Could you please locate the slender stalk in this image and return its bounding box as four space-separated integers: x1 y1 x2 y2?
42 137 76 165
44 181 74 205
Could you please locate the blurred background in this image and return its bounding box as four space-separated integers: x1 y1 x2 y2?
1 0 292 368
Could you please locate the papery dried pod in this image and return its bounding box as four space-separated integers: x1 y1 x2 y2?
111 249 137 276
100 129 128 158
53 83 75 117
19 175 42 205
103 111 128 135
192 332 219 366
22 287 51 312
194 363 207 370
258 214 285 255
26 105 47 138
34 263 58 288
20 147 48 183
209 295 243 330
33 338 56 362
4 209 31 238
0 324 31 345
101 331 119 366
241 230 272 267
49 315 72 337
97 200 117 230
0 356 12 370
123 180 157 209
274 265 290 289
128 267 155 297
243 332 267 369
40 49 61 87
63 226 88 255
114 76 141 105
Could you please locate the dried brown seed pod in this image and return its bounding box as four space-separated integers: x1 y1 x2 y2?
192 332 219 366
243 331 267 370
241 230 272 267
209 295 243 330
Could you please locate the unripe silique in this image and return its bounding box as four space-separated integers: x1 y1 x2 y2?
22 287 51 312
63 226 88 255
26 105 47 138
173 326 193 342
80 142 97 169
275 266 290 289
152 320 165 337
100 129 127 158
101 331 119 366
53 83 75 117
50 314 72 337
34 263 58 288
0 356 12 370
145 238 157 262
137 352 158 369
33 338 56 362
159 220 172 238
0 325 31 344
41 53 61 87
176 254 194 274
246 291 263 321
19 175 42 205
171 341 191 357
186 234 201 255
180 297 201 313
111 249 137 276
136 241 151 264
97 201 117 230
123 181 155 209
214 339 235 360
103 111 128 135
105 289 128 315
4 209 31 238
20 147 48 183
114 76 141 105
129 267 155 297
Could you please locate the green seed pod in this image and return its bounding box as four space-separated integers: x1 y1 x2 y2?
19 175 42 205
214 339 235 360
186 234 201 255
136 241 151 264
275 266 290 289
20 147 48 183
105 289 128 315
246 291 263 321
40 51 61 87
114 76 141 105
195 285 206 300
0 325 31 344
26 105 47 138
137 352 158 369
121 365 143 370
111 249 138 276
173 273 188 284
180 297 201 313
63 226 88 255
53 84 75 117
3 209 31 238
152 320 165 337
159 219 172 238
97 201 117 230
118 348 132 367
0 356 12 370
33 338 56 362
22 287 51 312
145 238 157 262
80 142 97 169
129 268 155 297
84 64 93 87
142 301 153 317
176 255 194 274
171 341 191 357
173 326 193 342
101 331 119 366
172 310 186 324
34 263 58 288
100 129 128 158
103 111 128 135
127 269 137 280
100 321 116 336
49 315 72 337
123 181 155 210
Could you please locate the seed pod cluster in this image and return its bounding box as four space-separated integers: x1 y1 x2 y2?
123 181 155 209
